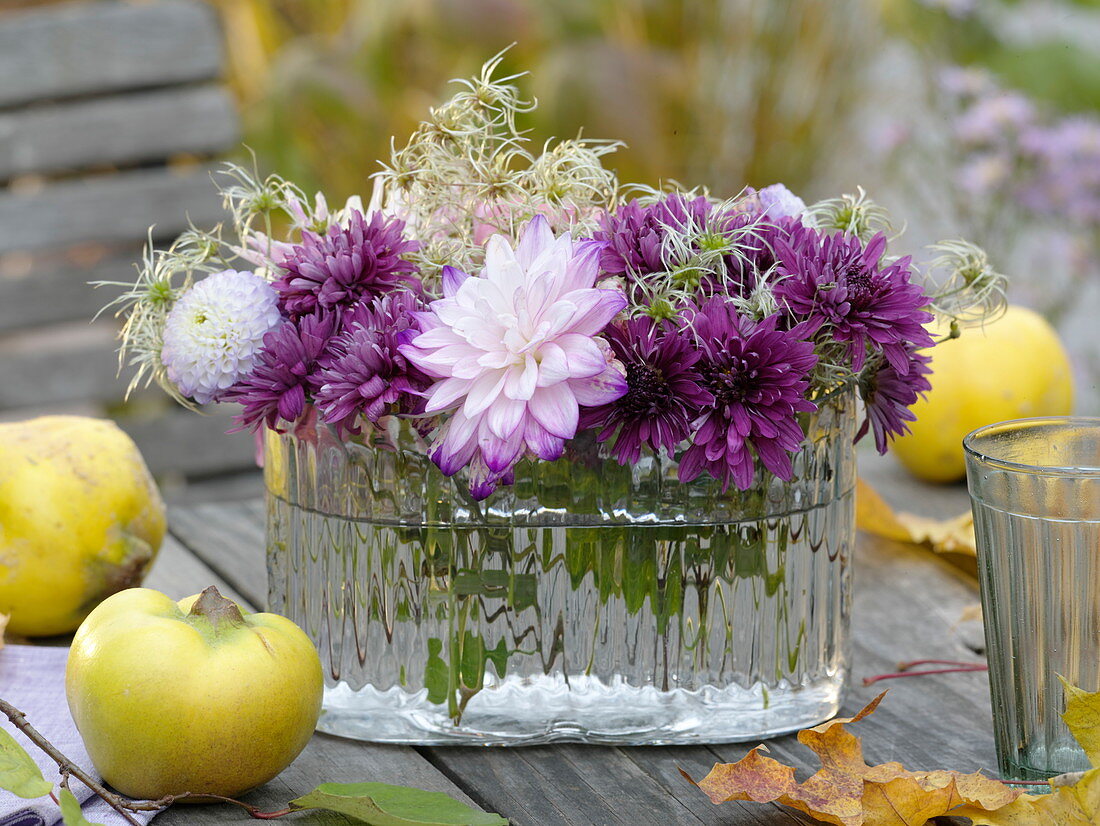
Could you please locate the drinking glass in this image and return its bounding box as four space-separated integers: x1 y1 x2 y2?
964 417 1100 781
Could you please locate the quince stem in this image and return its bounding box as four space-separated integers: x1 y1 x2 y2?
188 585 249 632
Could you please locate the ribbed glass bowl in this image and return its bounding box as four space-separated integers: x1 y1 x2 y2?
264 384 856 745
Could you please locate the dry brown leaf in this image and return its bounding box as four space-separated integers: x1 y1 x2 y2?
856 478 977 556
683 693 1022 826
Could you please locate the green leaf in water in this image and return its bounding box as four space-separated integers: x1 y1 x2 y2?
425 638 450 705
0 728 52 799
58 788 106 826
290 781 509 826
485 637 509 678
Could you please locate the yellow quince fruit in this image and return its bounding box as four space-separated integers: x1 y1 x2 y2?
0 415 165 636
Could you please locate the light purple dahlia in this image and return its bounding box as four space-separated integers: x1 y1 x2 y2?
400 216 628 499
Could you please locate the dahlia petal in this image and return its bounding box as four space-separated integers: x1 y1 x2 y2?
514 214 555 270
524 418 566 461
433 411 480 475
502 354 539 401
405 326 467 349
569 362 628 406
528 383 579 439
559 289 628 336
442 265 470 298
485 396 526 441
554 333 608 378
479 417 526 473
462 370 509 417
560 238 602 292
536 342 570 387
425 377 475 413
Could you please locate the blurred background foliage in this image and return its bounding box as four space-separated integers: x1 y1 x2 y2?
206 0 875 203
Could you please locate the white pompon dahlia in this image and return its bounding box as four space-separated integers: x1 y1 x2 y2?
400 216 628 499
161 269 282 404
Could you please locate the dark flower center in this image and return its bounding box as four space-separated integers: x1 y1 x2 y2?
844 265 876 304
703 358 755 405
621 360 672 414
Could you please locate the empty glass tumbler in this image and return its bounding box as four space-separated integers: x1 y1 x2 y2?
964 417 1100 781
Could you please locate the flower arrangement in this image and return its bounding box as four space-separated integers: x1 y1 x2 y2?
102 53 1002 500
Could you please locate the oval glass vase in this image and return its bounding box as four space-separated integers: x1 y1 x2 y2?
265 385 856 745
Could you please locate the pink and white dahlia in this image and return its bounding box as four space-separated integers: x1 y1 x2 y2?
400 216 629 498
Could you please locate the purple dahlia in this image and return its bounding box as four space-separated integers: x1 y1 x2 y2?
858 347 933 453
578 317 711 464
594 193 712 278
314 291 431 435
226 311 337 431
679 301 818 491
273 210 420 320
774 230 934 373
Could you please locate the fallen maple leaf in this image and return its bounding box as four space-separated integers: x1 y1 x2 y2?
682 693 1022 826
856 478 977 568
956 678 1100 825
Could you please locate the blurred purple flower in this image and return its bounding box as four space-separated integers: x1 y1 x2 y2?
757 183 806 220
954 92 1036 146
274 210 420 319
858 347 933 453
678 302 818 492
578 316 711 464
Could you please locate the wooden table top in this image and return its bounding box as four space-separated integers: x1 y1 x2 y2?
144 461 993 826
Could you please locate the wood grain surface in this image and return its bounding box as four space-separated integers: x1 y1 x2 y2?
0 0 223 108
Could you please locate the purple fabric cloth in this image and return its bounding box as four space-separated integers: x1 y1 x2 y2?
0 645 158 826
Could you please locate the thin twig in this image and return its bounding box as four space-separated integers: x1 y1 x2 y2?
897 658 986 671
863 665 987 686
0 697 297 821
0 698 144 826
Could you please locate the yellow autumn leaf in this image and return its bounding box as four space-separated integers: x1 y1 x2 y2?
856 478 977 557
957 771 1100 825
682 693 1022 826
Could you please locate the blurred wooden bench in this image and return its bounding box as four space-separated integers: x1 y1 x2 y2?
0 0 260 500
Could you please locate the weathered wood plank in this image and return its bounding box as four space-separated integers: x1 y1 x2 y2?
0 0 223 108
168 499 267 608
144 534 250 608
118 407 259 480
0 85 238 180
0 320 130 408
0 254 134 334
0 164 226 254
